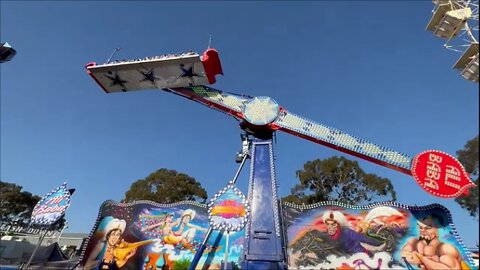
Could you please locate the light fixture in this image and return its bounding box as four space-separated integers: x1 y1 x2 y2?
242 96 279 126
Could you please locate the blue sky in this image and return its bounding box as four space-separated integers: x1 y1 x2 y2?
1 2 478 247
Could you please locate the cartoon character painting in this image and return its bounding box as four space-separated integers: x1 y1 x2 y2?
84 217 153 270
140 209 205 251
81 200 474 270
323 210 389 254
284 202 475 270
287 206 406 268
81 202 243 270
400 214 467 270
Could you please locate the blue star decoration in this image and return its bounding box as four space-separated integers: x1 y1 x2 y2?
139 69 160 84
179 64 202 86
105 72 128 92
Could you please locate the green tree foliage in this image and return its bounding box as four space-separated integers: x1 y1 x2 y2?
123 168 208 204
173 259 191 270
455 135 479 217
0 181 41 224
282 156 396 205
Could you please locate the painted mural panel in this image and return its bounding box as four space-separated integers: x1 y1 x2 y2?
283 202 476 270
79 200 244 269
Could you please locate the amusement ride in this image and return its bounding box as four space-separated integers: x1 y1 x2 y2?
84 45 476 269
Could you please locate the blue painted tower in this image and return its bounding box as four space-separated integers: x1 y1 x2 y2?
241 137 286 270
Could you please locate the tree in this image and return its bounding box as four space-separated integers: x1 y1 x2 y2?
0 181 41 224
455 135 479 218
123 168 208 203
282 156 396 205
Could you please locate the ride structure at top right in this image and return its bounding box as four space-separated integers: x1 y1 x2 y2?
426 0 479 83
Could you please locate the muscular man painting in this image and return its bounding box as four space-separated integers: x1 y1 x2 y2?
400 216 462 270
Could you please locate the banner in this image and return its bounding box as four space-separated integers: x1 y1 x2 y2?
0 222 61 238
81 200 476 269
282 201 476 270
412 150 475 198
80 200 244 270
31 182 72 225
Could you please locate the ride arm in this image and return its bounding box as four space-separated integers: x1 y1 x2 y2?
270 108 413 175
164 86 414 175
164 87 474 197
164 85 250 121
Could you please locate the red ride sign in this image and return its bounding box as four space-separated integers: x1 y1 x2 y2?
411 150 476 198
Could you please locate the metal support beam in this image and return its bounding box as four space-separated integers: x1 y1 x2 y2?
242 136 286 269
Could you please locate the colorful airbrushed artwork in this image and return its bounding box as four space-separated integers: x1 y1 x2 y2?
208 184 248 232
80 201 244 270
80 200 476 270
282 202 476 270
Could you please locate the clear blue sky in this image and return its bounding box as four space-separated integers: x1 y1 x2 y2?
1 2 478 247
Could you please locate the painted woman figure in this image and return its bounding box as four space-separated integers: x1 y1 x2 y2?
142 209 202 247
163 209 200 246
84 217 137 270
